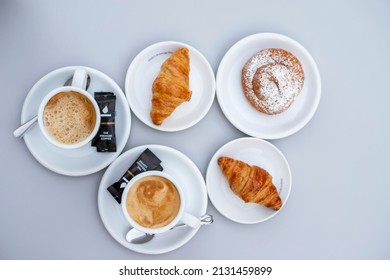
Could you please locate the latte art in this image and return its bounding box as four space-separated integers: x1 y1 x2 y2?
125 175 181 228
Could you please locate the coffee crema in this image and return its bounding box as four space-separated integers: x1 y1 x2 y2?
43 91 96 144
125 175 181 228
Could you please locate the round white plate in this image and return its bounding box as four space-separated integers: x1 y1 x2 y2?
20 66 131 176
216 33 321 139
98 144 208 254
206 137 291 224
125 41 215 131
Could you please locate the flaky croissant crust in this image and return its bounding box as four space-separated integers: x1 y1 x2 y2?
150 47 191 125
218 156 282 211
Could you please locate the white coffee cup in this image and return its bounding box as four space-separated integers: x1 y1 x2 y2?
37 69 100 149
121 171 200 235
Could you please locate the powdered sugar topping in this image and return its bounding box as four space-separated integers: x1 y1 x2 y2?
242 48 304 115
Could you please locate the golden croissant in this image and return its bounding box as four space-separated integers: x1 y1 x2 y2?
218 156 282 211
150 47 191 125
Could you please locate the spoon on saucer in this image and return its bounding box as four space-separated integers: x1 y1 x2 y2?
13 75 91 138
126 214 214 244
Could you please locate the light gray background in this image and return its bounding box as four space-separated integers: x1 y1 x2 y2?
1 0 389 259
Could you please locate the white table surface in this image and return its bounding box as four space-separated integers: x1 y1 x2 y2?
1 0 389 259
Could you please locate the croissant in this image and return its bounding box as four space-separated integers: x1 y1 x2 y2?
150 47 191 125
218 156 282 211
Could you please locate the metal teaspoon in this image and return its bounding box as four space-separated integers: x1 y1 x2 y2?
13 75 91 138
126 214 214 244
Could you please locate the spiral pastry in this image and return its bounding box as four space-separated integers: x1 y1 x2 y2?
242 48 304 115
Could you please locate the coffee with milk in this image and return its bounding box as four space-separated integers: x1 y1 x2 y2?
125 175 181 228
43 91 97 144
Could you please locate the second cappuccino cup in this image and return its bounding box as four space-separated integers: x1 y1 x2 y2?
121 171 200 235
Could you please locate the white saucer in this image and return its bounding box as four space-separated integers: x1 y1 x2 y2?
216 33 321 139
97 144 208 254
125 41 215 132
206 137 291 224
20 66 131 176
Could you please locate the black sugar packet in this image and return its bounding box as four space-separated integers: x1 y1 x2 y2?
92 92 116 152
107 148 163 204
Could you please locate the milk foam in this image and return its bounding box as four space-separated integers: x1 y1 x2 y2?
125 175 181 228
43 91 96 144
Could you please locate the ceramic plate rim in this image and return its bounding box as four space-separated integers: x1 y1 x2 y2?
97 144 208 254
20 66 131 176
206 137 292 224
216 32 321 139
125 41 215 132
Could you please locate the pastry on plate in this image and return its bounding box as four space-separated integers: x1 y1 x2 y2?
242 48 304 115
218 156 282 210
150 47 191 125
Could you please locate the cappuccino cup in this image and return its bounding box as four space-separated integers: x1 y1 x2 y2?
37 69 100 149
121 171 200 235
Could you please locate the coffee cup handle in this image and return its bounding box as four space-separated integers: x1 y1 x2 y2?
71 69 88 90
180 212 201 228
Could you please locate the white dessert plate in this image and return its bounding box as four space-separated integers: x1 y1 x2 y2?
125 41 215 131
216 33 321 139
206 137 291 224
20 66 131 176
98 144 208 254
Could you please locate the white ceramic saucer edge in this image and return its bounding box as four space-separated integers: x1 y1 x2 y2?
97 144 208 254
125 41 215 132
20 66 131 176
206 137 292 224
216 33 321 139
